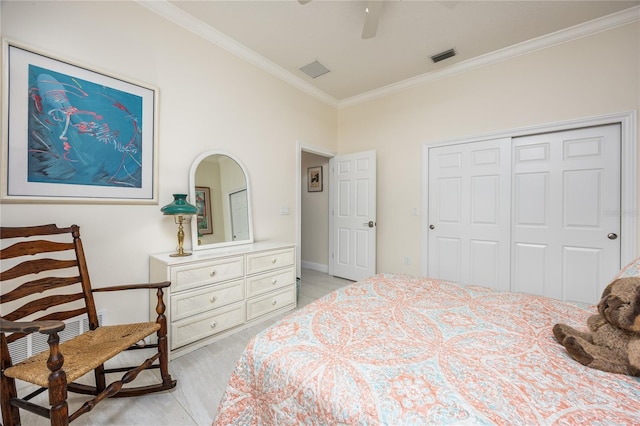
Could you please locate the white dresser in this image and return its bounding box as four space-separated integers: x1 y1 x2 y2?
149 241 296 359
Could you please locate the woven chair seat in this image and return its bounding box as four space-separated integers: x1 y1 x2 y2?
5 322 160 388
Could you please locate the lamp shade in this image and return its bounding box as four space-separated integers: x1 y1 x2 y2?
161 194 198 216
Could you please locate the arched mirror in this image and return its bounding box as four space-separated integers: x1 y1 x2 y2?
188 151 253 251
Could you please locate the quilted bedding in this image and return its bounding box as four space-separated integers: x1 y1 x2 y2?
213 273 640 425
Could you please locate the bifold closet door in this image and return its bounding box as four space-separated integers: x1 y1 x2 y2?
427 138 512 290
511 124 621 303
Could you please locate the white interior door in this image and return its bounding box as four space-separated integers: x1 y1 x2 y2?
230 189 249 241
427 138 512 290
512 124 621 303
330 151 377 281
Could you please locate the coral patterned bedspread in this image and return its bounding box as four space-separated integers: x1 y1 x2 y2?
213 274 640 425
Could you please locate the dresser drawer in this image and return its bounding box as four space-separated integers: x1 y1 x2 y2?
171 302 245 349
246 248 295 275
246 286 296 321
246 268 295 298
170 256 244 292
171 279 245 321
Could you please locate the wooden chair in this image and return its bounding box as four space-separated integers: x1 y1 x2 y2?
0 224 176 426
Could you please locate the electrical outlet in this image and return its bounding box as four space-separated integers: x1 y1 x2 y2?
403 256 410 265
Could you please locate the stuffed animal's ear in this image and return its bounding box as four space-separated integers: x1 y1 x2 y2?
599 277 640 332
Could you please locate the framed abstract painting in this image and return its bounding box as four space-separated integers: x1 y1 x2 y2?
1 40 158 203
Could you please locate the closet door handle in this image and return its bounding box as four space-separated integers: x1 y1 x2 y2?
429 224 435 230
608 233 618 240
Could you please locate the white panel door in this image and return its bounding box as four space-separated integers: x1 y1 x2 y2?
427 138 511 290
230 189 249 241
331 151 377 281
512 124 621 303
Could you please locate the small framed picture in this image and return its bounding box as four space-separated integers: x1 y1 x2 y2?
195 186 213 235
307 166 323 192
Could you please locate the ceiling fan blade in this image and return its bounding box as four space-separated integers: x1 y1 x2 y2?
362 0 383 39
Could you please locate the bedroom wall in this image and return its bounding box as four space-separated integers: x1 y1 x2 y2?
0 1 337 324
337 22 640 275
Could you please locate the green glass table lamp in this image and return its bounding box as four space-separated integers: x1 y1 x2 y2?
161 194 198 257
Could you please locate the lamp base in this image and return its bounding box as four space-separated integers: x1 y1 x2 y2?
170 252 193 257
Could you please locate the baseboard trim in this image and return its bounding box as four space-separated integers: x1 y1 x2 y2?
301 261 328 273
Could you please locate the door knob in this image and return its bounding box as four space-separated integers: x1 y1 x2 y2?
608 233 618 240
363 221 375 228
429 225 435 230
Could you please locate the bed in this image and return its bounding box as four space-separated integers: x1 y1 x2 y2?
213 272 640 425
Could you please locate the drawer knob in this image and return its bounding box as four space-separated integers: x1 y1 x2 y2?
272 300 277 305
210 270 216 277
272 278 277 285
271 258 277 264
210 295 217 303
211 321 217 328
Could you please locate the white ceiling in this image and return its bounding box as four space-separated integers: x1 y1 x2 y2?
147 1 639 105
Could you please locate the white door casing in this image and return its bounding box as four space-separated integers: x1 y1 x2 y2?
330 151 377 281
427 138 512 291
511 124 621 303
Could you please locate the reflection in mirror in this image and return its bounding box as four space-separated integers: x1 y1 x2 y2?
189 151 253 251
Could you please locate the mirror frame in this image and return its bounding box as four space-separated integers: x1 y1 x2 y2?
188 150 254 251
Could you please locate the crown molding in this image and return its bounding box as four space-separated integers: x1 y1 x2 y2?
340 5 640 108
138 2 638 110
136 0 339 108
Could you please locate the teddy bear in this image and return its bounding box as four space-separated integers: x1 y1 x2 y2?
552 276 640 376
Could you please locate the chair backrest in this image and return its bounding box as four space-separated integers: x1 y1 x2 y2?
0 224 99 350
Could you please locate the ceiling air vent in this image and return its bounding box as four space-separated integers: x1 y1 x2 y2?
299 60 331 79
430 48 456 64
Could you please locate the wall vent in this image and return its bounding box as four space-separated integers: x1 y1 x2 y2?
430 48 456 63
7 313 103 364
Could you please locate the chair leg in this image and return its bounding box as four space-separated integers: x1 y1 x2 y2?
155 287 175 387
1 335 20 426
47 333 69 426
1 373 20 426
94 364 107 393
157 326 174 386
49 382 69 426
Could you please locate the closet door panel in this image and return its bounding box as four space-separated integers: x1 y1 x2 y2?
513 242 548 297
438 177 462 223
428 138 511 290
563 169 601 228
432 237 462 283
513 172 549 227
562 247 602 303
512 124 620 303
471 175 499 225
470 239 500 287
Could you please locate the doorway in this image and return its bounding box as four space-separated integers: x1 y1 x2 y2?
296 143 334 278
296 144 379 282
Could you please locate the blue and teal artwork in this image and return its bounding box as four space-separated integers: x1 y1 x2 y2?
27 65 144 188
